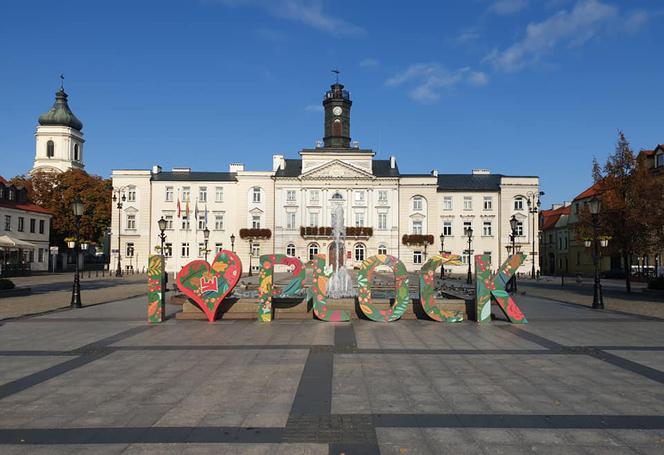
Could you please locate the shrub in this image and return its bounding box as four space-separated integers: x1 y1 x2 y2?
647 276 664 290
0 279 15 290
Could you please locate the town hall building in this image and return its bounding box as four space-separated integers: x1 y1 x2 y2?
111 81 540 274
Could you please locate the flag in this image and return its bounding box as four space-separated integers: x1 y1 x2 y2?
204 204 208 226
177 197 181 218
194 201 199 228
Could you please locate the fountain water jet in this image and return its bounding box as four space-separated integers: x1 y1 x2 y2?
326 204 356 298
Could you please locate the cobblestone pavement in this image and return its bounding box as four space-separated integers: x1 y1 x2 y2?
0 294 663 454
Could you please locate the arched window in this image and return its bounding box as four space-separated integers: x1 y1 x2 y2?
354 243 366 261
74 144 80 161
308 243 319 260
333 119 342 136
331 191 343 200
412 196 424 211
286 244 296 257
514 196 524 211
378 245 387 255
46 140 54 158
252 187 262 203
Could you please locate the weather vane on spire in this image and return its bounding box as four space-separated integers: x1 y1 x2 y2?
331 69 340 84
60 74 65 90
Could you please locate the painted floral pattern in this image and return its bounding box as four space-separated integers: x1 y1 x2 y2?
475 254 527 324
308 254 350 322
419 254 464 322
147 255 165 323
357 255 410 322
257 254 305 322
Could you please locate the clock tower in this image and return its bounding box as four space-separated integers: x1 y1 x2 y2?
322 82 352 148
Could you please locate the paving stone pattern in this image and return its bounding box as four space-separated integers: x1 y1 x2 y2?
0 295 663 454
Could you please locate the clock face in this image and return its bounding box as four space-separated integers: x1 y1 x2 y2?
332 106 342 116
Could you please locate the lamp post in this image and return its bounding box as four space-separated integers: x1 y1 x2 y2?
157 216 168 321
203 227 210 262
526 191 544 278
248 240 254 277
439 233 445 279
509 215 519 293
465 226 473 284
588 197 604 309
112 188 126 277
230 234 236 253
70 196 84 308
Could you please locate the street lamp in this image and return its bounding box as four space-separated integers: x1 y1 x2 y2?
70 196 84 308
112 189 126 277
588 197 604 309
248 240 254 277
509 215 519 293
203 227 210 262
465 226 473 284
230 234 236 253
157 216 168 321
439 233 445 279
527 191 544 278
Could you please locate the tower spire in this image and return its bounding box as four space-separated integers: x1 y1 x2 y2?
331 69 340 84
60 74 65 91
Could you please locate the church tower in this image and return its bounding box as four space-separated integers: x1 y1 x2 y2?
322 79 352 148
31 81 85 174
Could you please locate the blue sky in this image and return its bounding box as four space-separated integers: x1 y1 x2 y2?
1 0 662 207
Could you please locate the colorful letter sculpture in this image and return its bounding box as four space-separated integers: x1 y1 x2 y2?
175 250 242 322
147 255 166 323
357 255 410 322
419 253 465 322
308 254 351 322
475 254 528 324
257 254 305 322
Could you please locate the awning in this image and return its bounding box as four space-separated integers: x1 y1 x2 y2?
0 235 37 249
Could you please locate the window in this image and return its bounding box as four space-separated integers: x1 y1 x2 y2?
484 251 492 264
354 191 365 203
443 196 452 211
463 196 472 210
198 242 205 258
286 190 296 202
331 191 343 200
310 190 320 203
4 215 10 231
29 218 35 233
412 220 423 235
483 197 493 211
378 190 388 203
164 214 174 229
46 140 54 158
514 197 524 211
18 217 24 232
181 243 190 257
39 219 45 234
8 190 14 201
354 244 366 261
164 243 173 257
181 215 190 230
656 153 664 168
126 214 136 230
252 187 261 203
126 243 135 257
38 248 44 262
197 215 205 231
182 187 190 202
215 214 224 231
127 187 136 202
413 196 423 211
413 251 423 264
215 243 224 254
378 212 387 230
463 221 472 235
309 212 318 227
287 212 296 229
443 221 452 236
251 243 260 257
516 221 524 236
165 186 174 202
252 215 261 229
74 144 80 161
286 244 296 257
215 187 224 202
198 187 207 202
308 243 319 260
355 212 365 227
378 245 387 255
483 221 492 236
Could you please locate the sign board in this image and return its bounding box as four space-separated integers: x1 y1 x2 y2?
49 246 59 254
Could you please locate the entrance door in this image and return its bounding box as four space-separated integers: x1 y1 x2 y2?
328 242 345 270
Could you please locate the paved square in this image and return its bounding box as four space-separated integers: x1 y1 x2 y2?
1 294 663 454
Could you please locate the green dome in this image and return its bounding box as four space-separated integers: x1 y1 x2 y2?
38 88 83 131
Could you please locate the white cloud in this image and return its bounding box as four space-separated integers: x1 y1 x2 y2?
624 10 649 33
484 0 617 72
210 0 364 36
455 29 480 45
359 58 379 68
386 64 488 103
489 0 529 15
305 104 324 112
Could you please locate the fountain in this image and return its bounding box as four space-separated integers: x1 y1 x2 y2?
326 203 356 298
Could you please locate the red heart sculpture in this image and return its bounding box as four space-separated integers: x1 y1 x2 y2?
175 250 242 322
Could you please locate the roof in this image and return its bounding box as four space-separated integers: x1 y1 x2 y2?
152 172 237 182
0 201 53 215
540 205 571 231
0 176 7 185
436 174 503 191
38 88 83 131
273 159 400 178
274 159 303 178
573 181 604 201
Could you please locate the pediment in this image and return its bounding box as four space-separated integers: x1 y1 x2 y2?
301 160 374 180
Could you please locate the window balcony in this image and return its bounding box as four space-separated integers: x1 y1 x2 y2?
300 226 373 239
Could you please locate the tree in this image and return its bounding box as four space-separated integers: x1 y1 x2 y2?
24 170 112 248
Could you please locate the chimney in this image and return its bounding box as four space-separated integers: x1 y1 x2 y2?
151 165 162 175
389 156 396 169
431 169 438 177
272 155 285 172
229 163 245 173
